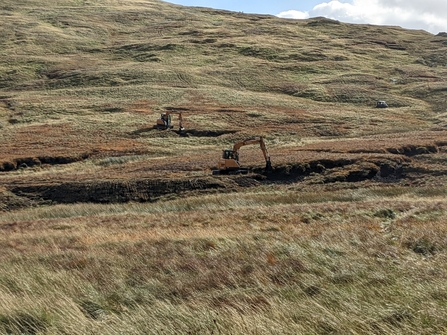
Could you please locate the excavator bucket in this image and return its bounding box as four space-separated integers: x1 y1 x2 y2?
265 159 273 172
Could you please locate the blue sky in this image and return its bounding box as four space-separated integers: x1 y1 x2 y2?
165 0 447 34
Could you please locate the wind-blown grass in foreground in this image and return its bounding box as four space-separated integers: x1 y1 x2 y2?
1 0 447 333
1 188 447 334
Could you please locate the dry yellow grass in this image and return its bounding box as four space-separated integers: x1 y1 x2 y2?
1 191 447 333
2 0 447 333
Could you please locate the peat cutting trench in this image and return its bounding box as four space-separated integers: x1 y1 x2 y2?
1 153 425 211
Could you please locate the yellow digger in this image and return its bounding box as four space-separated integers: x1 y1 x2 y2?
213 136 272 175
155 110 184 131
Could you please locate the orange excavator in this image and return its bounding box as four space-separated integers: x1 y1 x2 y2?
155 111 184 131
213 136 272 175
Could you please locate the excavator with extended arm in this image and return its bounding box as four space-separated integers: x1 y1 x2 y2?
155 111 184 131
212 136 272 175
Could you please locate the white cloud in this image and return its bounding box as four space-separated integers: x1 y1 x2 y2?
276 10 309 20
277 0 447 34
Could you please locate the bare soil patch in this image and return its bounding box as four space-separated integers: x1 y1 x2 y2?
2 128 447 209
1 150 436 208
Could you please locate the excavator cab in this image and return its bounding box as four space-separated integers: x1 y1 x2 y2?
222 150 238 161
216 149 242 173
160 113 171 127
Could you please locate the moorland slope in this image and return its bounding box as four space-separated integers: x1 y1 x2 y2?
1 1 447 334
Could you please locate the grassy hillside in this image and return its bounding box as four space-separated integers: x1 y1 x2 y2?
1 0 447 334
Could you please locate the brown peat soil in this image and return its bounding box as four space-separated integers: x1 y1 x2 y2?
1 0 447 334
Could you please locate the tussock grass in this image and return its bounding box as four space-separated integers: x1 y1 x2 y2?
2 0 447 333
2 189 447 333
